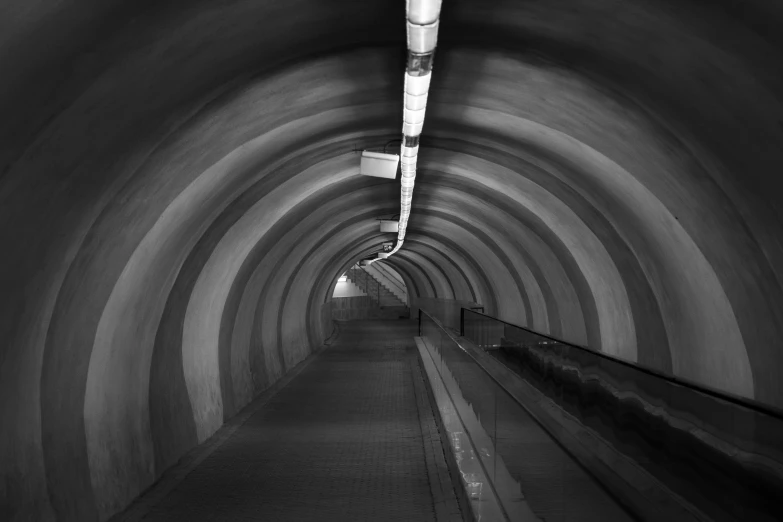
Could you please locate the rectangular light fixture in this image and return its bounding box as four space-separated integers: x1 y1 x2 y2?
379 220 399 233
360 151 399 179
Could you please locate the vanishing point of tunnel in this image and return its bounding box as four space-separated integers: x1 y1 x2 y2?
1 0 783 521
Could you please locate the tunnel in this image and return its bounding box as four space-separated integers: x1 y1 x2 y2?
1 0 783 521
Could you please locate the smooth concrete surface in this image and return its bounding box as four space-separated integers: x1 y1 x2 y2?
2 1 783 520
330 297 407 321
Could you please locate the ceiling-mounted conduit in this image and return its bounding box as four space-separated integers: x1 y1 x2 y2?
375 0 442 263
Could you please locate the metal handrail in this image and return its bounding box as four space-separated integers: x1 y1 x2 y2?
354 266 406 307
372 263 407 298
347 267 379 307
367 270 379 306
461 308 783 420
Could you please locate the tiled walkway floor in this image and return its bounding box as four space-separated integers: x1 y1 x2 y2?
123 319 459 522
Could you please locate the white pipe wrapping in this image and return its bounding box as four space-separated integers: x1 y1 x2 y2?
407 0 443 25
376 0 442 263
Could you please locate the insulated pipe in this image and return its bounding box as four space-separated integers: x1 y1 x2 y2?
376 0 442 263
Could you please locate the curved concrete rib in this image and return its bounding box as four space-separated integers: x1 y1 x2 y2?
1 3 782 519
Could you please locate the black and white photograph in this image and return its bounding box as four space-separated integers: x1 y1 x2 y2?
1 1 781 521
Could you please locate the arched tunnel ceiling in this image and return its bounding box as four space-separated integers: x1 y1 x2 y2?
2 1 783 520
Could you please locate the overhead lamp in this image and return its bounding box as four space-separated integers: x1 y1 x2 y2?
360 151 399 179
379 220 399 233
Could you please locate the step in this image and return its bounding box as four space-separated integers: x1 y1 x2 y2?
346 269 406 305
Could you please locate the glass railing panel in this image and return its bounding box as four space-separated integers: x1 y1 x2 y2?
422 312 498 450
462 308 783 522
421 311 634 521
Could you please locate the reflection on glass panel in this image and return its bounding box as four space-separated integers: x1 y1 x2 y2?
421 310 632 521
460 308 783 522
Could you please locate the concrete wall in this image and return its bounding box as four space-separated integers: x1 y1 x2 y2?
330 296 401 321
1 0 783 520
331 296 374 321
